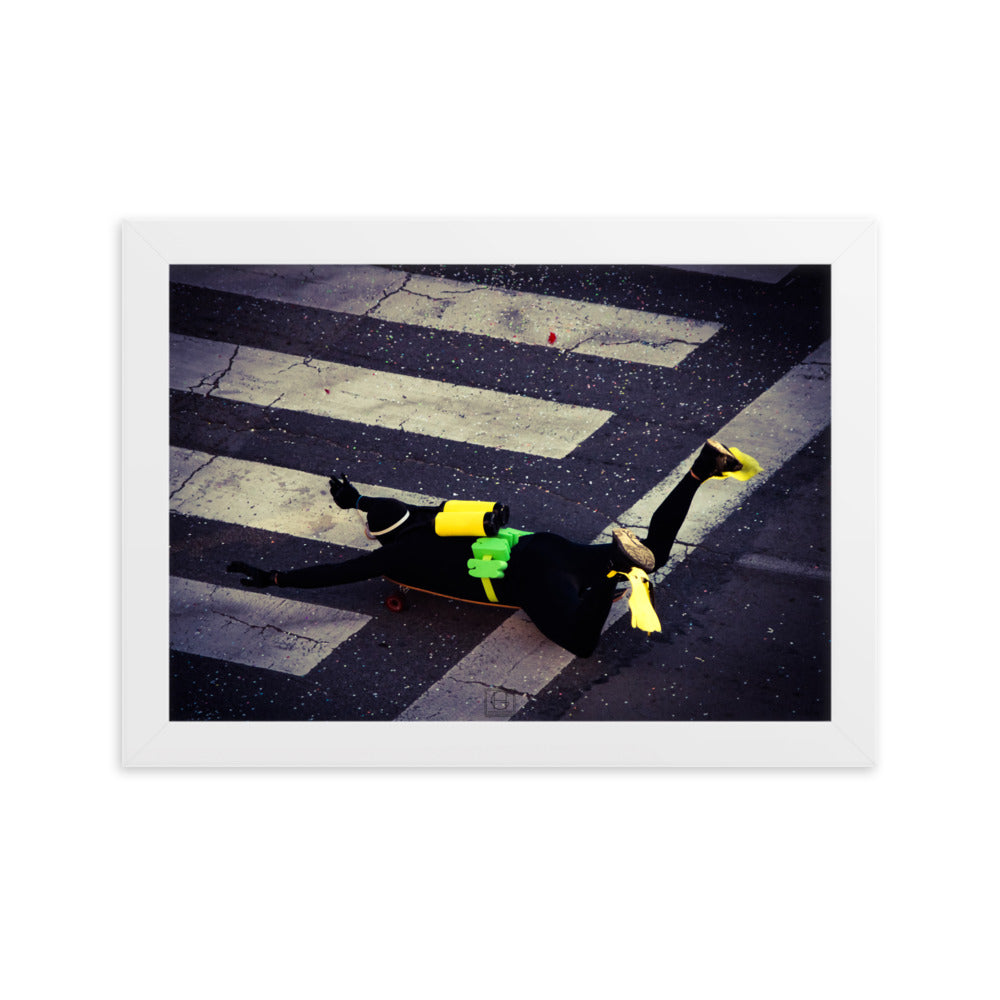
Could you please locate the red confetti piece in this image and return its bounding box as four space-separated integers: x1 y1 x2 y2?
324 388 330 394
548 331 557 344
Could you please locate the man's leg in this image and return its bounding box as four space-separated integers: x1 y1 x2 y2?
642 473 701 570
643 439 744 570
510 534 619 658
519 570 619 659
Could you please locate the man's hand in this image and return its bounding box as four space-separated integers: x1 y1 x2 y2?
329 473 362 509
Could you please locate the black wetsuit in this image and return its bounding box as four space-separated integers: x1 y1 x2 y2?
270 473 703 658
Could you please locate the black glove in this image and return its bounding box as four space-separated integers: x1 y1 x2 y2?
329 473 362 509
226 561 276 588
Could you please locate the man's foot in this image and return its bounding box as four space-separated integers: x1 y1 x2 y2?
691 438 744 480
612 527 656 572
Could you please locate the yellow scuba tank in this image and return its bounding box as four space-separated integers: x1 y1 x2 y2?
434 500 509 538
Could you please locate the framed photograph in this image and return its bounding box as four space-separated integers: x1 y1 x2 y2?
123 218 876 766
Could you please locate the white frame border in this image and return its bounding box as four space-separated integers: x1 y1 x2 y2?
123 217 877 767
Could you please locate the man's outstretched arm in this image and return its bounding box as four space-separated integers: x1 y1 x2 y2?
227 547 396 590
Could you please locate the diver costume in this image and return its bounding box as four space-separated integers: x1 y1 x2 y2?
227 439 760 659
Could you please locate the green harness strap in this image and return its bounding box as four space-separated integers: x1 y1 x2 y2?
466 528 532 602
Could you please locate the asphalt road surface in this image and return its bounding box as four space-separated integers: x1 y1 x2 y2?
168 263 831 721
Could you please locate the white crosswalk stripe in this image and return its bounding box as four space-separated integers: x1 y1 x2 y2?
671 265 797 283
172 264 723 368
170 447 443 550
170 332 613 459
170 577 371 676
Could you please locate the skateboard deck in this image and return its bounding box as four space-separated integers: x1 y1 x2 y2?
382 578 627 613
383 578 521 612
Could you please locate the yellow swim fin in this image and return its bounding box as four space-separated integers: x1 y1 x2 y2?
609 567 662 634
722 446 763 481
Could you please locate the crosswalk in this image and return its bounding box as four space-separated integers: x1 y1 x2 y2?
171 265 723 368
169 331 613 459
169 264 831 721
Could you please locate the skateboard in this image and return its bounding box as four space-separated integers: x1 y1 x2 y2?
382 578 628 613
383 579 521 613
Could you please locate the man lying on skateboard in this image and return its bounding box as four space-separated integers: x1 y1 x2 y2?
227 439 760 659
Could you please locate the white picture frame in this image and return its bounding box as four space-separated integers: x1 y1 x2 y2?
123 217 876 766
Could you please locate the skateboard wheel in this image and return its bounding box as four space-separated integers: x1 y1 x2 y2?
385 592 407 613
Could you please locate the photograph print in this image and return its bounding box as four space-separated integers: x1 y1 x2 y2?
168 261 831 723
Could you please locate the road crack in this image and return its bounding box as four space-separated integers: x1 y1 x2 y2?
568 330 697 353
189 344 239 396
170 454 217 500
366 273 484 317
364 272 413 317
278 355 321 374
210 609 330 648
451 676 529 698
